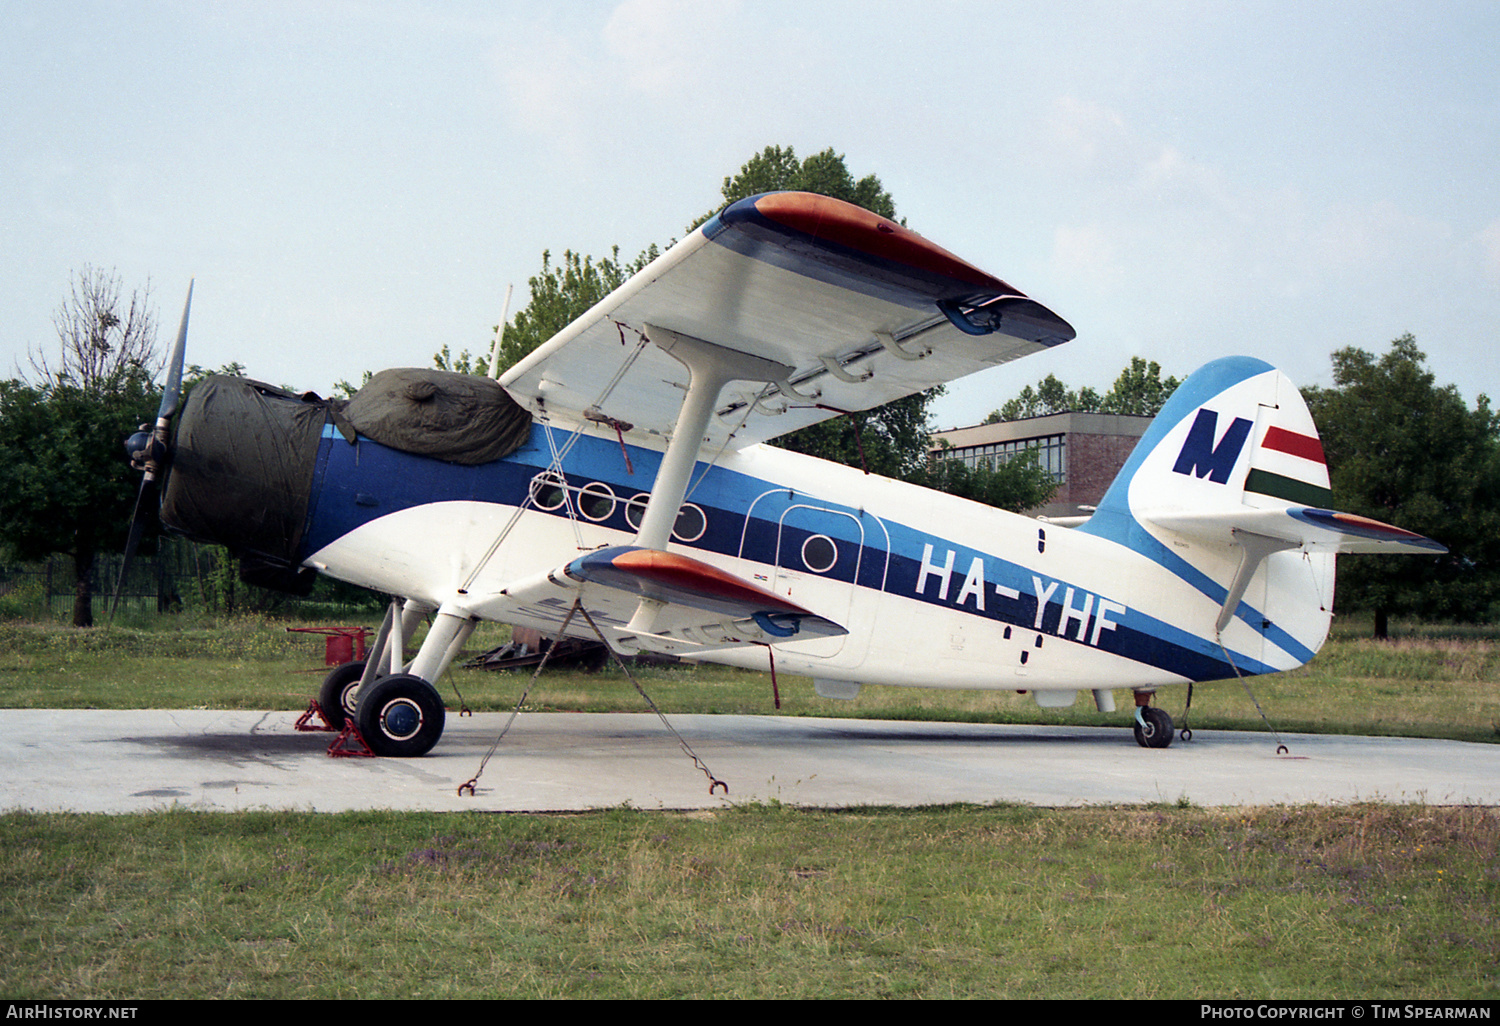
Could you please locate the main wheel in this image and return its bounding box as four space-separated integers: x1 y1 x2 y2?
317 660 367 730
1134 706 1174 749
354 673 446 757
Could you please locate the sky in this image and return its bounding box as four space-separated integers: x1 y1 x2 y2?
3 0 1498 429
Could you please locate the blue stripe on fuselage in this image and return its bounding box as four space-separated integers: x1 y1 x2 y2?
300 422 1268 681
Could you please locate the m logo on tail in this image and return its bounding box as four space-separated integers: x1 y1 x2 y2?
1171 408 1252 484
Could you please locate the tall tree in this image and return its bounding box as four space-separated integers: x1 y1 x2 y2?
431 247 658 379
1304 335 1500 634
1098 357 1182 416
0 268 161 626
688 144 897 230
34 264 159 390
912 445 1058 513
440 145 945 488
986 358 1180 422
698 146 937 480
987 374 1100 421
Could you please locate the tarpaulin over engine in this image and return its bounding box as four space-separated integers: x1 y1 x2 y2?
162 376 329 565
343 368 533 466
162 370 534 567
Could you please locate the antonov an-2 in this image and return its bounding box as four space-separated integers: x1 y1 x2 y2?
126 192 1444 757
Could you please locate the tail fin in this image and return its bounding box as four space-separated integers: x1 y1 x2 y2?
1079 357 1442 669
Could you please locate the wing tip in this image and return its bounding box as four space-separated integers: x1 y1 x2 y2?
711 190 1009 300
1290 508 1448 553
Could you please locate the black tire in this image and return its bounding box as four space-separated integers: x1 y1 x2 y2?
355 674 447 757
1133 706 1174 749
317 660 367 730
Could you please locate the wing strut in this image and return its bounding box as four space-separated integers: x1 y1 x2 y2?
627 325 798 637
1215 530 1297 637
631 325 794 551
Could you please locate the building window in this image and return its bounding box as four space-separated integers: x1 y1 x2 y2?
941 434 1066 483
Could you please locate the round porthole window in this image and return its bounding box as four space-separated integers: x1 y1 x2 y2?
529 472 568 511
579 481 615 522
801 534 838 573
624 493 650 531
672 503 707 543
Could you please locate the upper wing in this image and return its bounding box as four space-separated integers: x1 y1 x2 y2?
501 192 1074 450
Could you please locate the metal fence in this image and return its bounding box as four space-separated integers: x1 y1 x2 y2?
1 539 382 619
0 538 220 617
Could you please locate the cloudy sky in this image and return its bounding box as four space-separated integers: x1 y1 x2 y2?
4 1 1497 428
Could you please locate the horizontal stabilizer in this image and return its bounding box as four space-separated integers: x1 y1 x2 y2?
493 545 846 656
1143 506 1446 555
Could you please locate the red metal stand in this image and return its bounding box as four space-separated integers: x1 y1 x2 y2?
286 626 371 666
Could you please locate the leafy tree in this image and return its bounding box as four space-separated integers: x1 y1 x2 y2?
431 246 659 381
1098 357 1183 416
0 268 161 625
697 146 938 480
1303 335 1500 635
986 358 1180 422
688 143 897 230
183 361 250 398
498 247 656 373
912 445 1058 513
333 369 372 401
988 374 1100 421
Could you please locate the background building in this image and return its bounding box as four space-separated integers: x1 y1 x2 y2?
929 412 1152 519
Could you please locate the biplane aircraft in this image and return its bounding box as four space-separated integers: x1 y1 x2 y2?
124 192 1444 757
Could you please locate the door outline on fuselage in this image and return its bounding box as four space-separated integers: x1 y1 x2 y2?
736 489 891 662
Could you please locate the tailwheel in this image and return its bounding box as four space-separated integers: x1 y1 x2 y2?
317 660 366 730
1133 705 1174 749
355 673 446 757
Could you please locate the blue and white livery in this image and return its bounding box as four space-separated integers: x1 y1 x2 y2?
148 192 1444 756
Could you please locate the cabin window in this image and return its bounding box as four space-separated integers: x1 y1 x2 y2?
802 534 838 573
624 493 650 531
673 503 707 543
529 472 568 511
579 482 615 522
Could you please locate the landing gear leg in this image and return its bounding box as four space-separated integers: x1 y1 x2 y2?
1132 692 1174 749
350 602 476 758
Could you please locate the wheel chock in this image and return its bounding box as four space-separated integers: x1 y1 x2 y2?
295 700 338 733
328 722 376 758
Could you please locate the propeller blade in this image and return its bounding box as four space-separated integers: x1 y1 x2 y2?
113 279 192 623
157 279 193 422
110 476 159 622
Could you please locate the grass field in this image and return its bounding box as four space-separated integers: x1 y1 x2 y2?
1 611 1497 998
3 804 1497 998
1 612 1497 744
